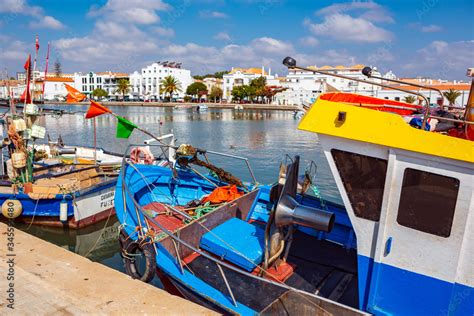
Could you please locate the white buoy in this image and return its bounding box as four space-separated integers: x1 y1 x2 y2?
60 200 68 222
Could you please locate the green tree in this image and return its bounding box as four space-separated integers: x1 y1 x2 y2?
403 95 417 104
231 85 247 102
115 79 130 101
249 76 267 103
250 76 267 89
192 70 229 80
54 59 62 77
186 82 208 99
209 86 223 102
443 89 462 105
160 75 182 101
91 88 108 100
213 71 229 79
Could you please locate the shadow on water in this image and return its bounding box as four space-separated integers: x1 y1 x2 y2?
25 107 341 286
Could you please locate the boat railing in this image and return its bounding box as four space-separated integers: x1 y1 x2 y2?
121 141 258 185
118 159 362 314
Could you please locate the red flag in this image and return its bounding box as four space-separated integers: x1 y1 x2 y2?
86 100 112 119
24 54 31 71
23 54 31 104
64 83 86 103
35 35 40 51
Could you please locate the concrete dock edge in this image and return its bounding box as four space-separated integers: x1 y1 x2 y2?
0 222 216 315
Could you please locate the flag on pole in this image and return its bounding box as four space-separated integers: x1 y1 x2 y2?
35 35 40 50
23 54 32 104
64 83 87 103
116 116 137 139
85 100 111 119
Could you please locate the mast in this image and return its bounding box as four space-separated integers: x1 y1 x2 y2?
42 42 50 99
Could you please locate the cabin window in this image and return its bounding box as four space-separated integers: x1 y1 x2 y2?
397 168 459 237
331 149 387 221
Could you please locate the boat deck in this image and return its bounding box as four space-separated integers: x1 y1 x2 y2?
185 229 359 312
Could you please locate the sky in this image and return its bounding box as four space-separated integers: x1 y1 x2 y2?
0 0 473 80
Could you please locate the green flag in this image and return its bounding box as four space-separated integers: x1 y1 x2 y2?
116 116 137 139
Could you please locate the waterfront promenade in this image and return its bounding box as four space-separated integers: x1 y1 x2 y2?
45 101 300 111
0 222 215 315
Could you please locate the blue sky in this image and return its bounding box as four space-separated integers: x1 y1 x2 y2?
0 0 473 79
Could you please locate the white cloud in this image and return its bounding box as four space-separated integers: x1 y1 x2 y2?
316 1 394 23
299 36 319 47
0 0 43 16
1 0 66 31
199 10 228 18
295 50 357 68
0 39 28 67
251 37 293 54
214 32 231 41
307 13 392 43
88 0 170 24
152 26 175 37
402 40 474 79
306 2 393 43
421 24 442 33
30 15 64 29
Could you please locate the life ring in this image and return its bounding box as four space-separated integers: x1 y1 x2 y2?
130 147 154 165
122 239 156 283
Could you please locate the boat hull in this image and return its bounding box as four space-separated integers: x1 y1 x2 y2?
0 180 116 229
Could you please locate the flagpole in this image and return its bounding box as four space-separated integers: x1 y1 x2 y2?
33 35 39 73
42 42 50 99
93 117 97 165
33 35 39 102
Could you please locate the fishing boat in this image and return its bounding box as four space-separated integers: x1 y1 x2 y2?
114 60 473 315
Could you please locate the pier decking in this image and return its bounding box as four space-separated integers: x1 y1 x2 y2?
0 222 215 315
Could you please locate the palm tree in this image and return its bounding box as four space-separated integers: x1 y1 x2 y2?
115 79 130 101
443 89 462 106
403 95 417 104
160 76 182 101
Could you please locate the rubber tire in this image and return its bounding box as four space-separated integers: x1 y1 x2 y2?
118 228 131 250
123 240 156 283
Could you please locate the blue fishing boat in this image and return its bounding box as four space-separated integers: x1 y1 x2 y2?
115 145 364 315
114 59 474 314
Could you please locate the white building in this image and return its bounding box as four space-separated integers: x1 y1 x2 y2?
376 79 471 107
0 80 24 100
273 77 325 106
202 77 223 92
223 67 276 101
36 77 76 101
273 64 390 106
74 71 129 100
130 62 192 100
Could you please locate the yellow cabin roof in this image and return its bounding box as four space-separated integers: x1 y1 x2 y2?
298 97 474 163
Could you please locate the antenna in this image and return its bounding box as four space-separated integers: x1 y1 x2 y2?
362 66 447 109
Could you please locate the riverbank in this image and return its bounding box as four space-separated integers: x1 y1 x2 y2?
45 101 300 111
0 222 215 315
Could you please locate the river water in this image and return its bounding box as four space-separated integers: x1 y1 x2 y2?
20 106 342 283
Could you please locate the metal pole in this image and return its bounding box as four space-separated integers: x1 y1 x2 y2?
93 117 97 164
